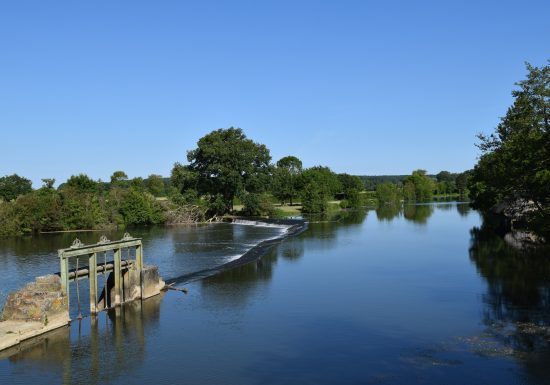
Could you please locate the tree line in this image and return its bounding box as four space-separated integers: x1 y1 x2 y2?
0 127 470 237
374 169 470 205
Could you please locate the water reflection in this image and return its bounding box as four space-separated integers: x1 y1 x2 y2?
456 203 471 217
469 223 550 383
2 293 164 384
375 204 401 222
403 204 434 224
374 203 437 224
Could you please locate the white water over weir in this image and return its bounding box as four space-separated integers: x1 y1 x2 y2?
231 218 292 230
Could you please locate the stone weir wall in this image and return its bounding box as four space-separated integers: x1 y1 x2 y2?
1 266 165 352
1 275 68 324
0 275 70 352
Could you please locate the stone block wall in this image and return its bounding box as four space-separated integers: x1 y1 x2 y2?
1 275 68 324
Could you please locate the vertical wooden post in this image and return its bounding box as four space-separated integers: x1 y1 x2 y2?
114 248 122 306
89 252 98 314
135 244 143 300
59 251 70 311
59 250 67 295
135 245 143 270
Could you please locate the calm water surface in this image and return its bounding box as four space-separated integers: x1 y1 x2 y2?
1 203 550 385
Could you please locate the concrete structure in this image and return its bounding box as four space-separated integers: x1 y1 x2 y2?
0 233 165 352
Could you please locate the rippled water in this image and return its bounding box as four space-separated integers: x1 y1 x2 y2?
1 204 550 385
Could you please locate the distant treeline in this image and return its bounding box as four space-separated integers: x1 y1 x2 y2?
373 169 470 206
0 127 471 237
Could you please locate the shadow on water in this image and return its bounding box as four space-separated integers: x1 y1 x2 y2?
469 222 550 384
1 292 164 384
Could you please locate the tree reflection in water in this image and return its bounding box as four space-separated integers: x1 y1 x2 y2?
469 223 550 383
403 204 434 225
201 210 367 306
375 204 401 222
2 293 164 384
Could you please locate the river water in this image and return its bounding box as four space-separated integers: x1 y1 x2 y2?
1 203 550 385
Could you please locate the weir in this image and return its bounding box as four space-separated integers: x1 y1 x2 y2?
1 233 165 352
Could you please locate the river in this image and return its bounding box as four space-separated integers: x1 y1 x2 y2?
1 203 550 385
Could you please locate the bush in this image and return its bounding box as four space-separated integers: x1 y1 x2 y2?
240 193 274 216
301 183 328 213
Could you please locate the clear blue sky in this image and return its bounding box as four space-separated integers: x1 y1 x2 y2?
1 1 549 187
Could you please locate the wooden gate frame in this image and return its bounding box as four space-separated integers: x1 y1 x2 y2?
58 233 143 314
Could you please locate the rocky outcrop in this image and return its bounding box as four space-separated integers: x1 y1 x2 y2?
492 199 546 248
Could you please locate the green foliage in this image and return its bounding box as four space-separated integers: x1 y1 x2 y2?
340 188 362 209
359 175 406 191
129 177 145 191
170 162 198 193
403 170 435 202
146 174 165 197
272 155 303 205
337 174 364 197
0 174 33 202
469 61 550 238
110 170 128 187
376 182 401 205
436 171 455 183
41 178 55 189
455 171 470 197
300 166 341 199
11 189 63 233
301 183 328 213
120 189 163 225
63 174 99 193
187 127 272 214
240 193 274 216
60 188 105 229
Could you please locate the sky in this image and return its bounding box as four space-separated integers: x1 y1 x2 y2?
1 0 549 187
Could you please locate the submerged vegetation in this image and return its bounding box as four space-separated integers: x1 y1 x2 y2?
0 127 469 237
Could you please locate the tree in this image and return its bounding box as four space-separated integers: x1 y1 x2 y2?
301 183 328 213
455 171 470 197
376 182 400 205
300 166 341 198
403 170 435 202
110 170 128 185
63 174 98 193
187 128 271 214
0 174 33 202
436 171 455 183
130 177 145 191
272 156 302 205
146 174 165 197
41 178 56 190
120 189 163 225
337 173 364 197
469 61 550 238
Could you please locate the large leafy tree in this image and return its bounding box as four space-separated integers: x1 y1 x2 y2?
187 127 272 214
469 61 550 237
272 155 302 205
0 174 33 202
